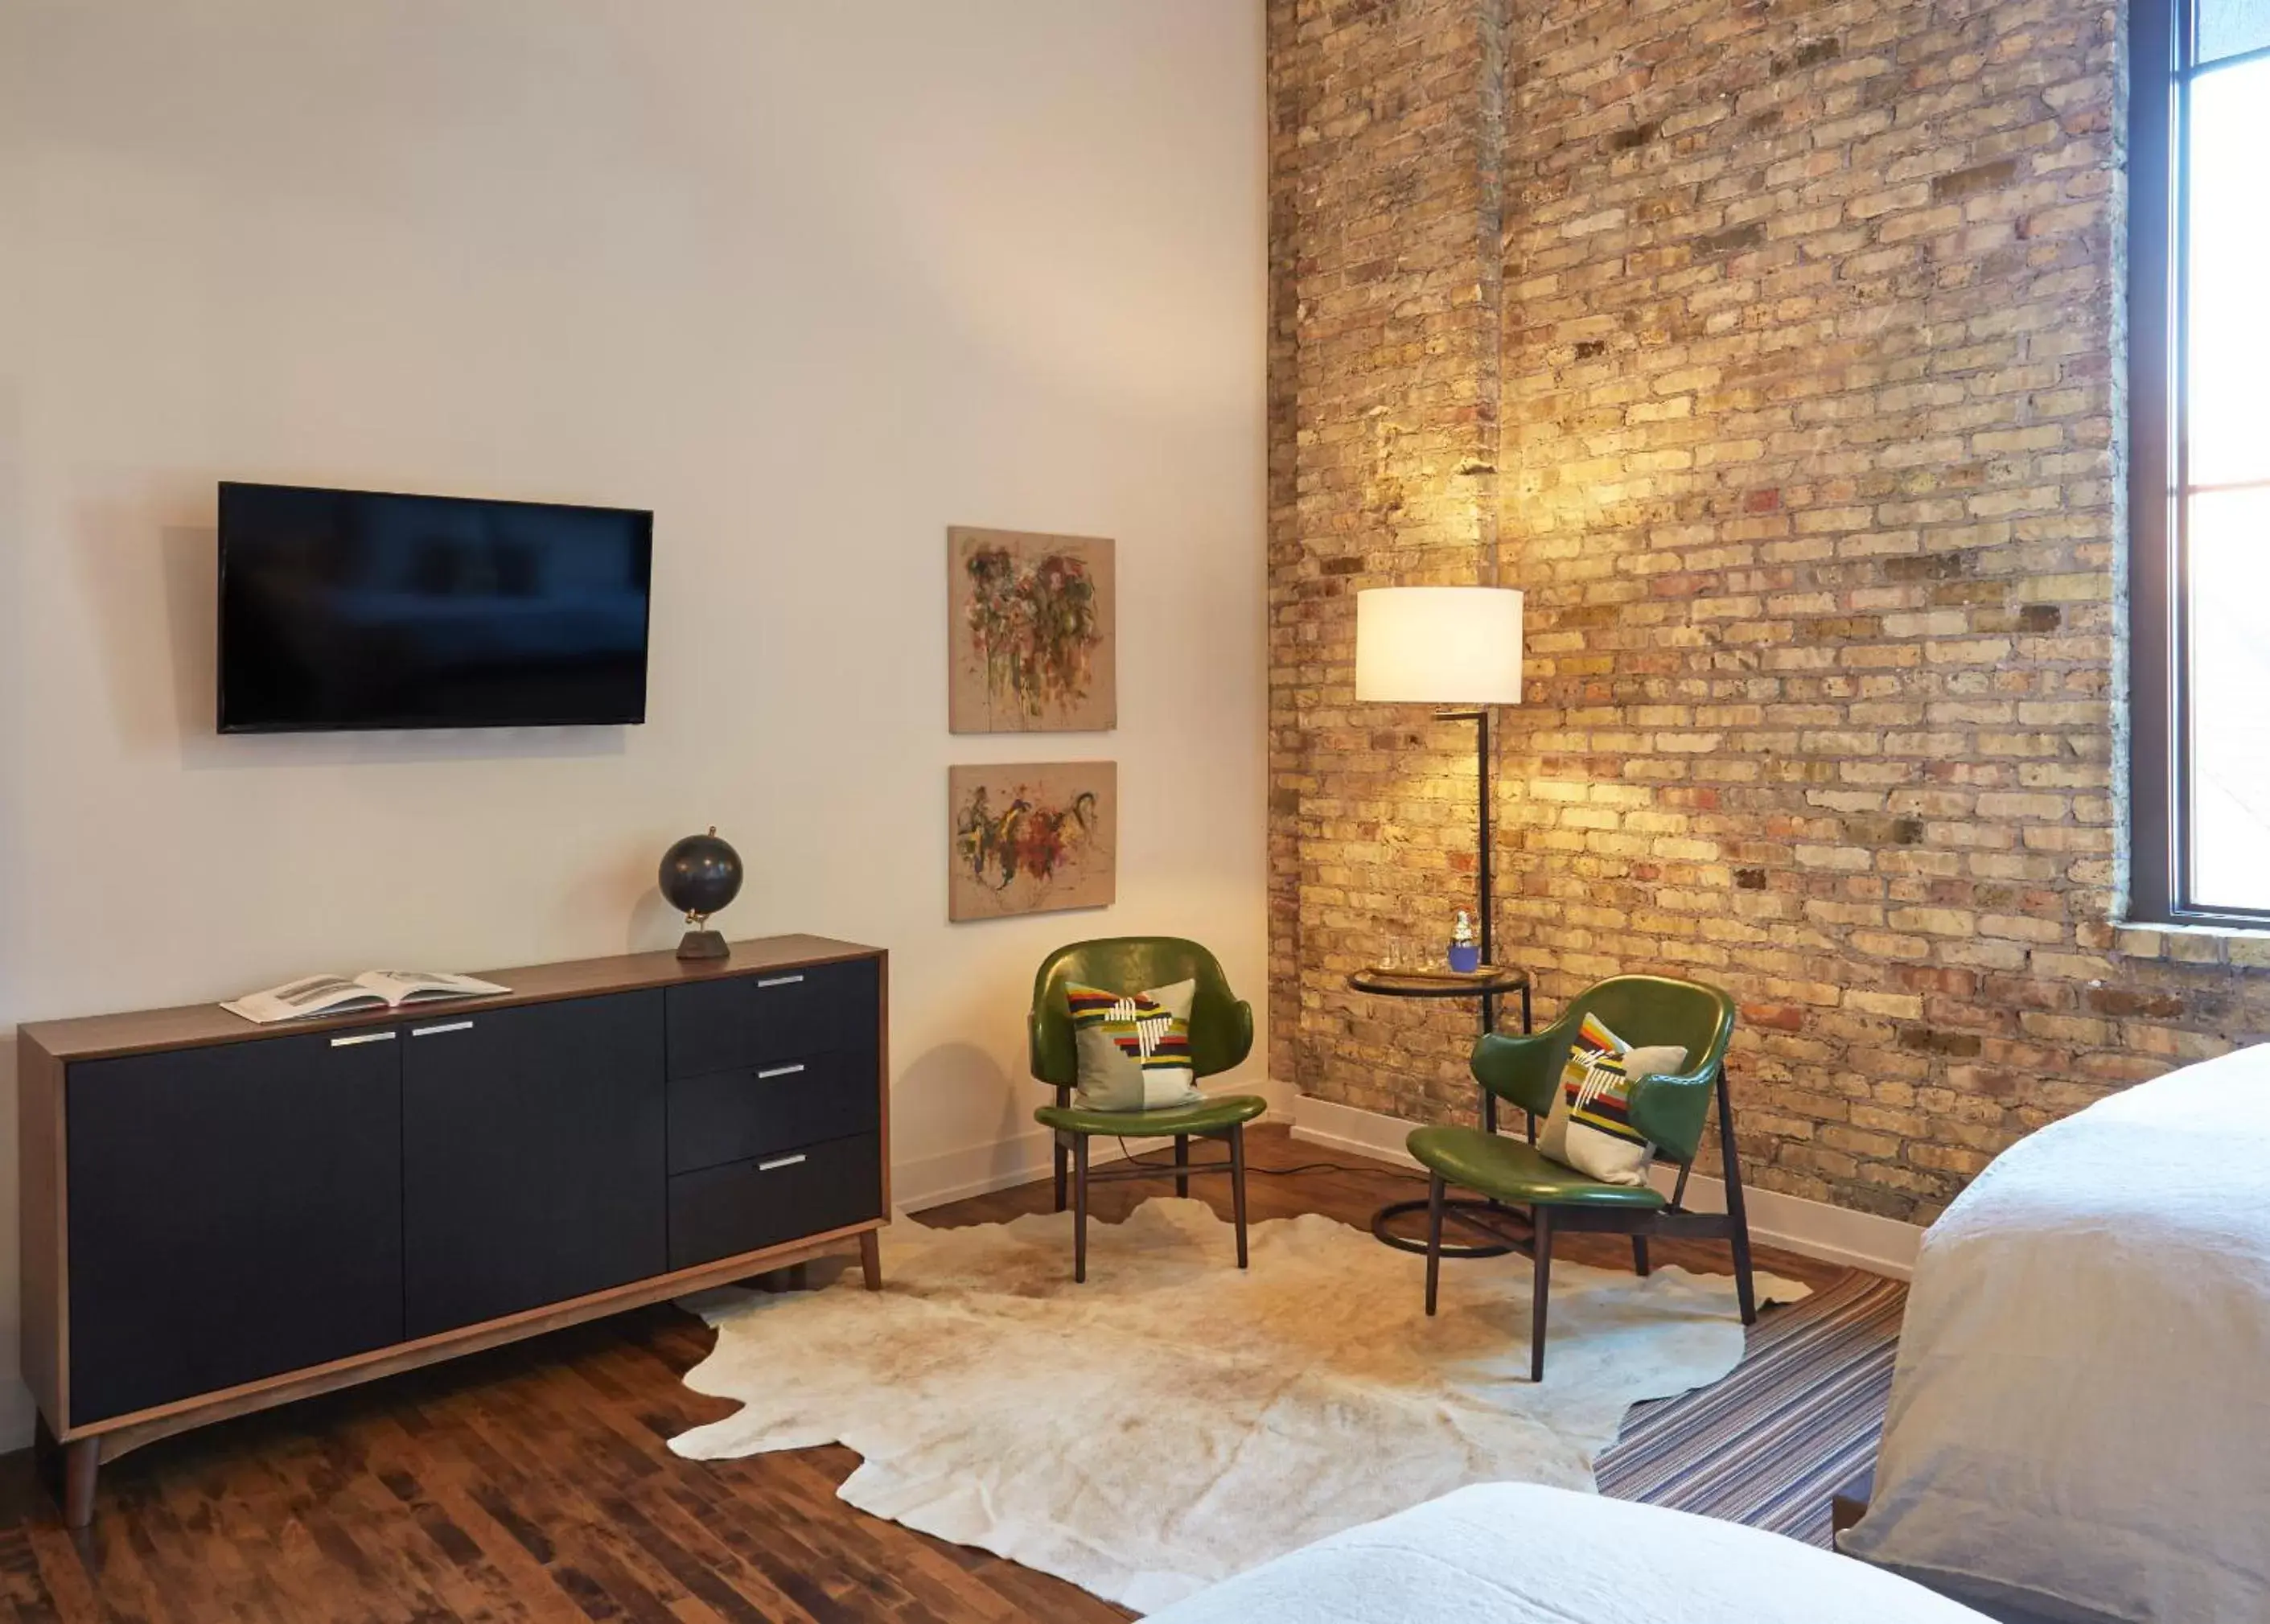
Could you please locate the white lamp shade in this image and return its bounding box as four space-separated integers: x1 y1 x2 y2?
1355 586 1524 705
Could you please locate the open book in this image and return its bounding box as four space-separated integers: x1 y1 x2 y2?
221 970 512 1026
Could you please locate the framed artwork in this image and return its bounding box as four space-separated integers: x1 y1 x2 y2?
948 761 1117 922
948 527 1116 734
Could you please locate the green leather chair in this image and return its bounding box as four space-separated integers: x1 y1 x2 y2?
1030 938 1269 1282
1407 974 1755 1379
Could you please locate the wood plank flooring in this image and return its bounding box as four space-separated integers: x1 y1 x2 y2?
0 1126 1851 1623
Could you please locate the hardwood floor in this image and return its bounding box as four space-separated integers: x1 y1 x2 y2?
0 1126 1847 1622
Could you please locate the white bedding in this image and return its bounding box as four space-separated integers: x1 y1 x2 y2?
1149 1482 1988 1623
1840 1044 2270 1622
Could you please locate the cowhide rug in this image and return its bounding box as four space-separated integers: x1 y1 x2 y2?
671 1197 1805 1614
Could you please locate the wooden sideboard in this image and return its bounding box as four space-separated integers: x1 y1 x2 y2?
16 934 889 1527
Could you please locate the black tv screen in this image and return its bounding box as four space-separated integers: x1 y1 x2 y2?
217 482 652 733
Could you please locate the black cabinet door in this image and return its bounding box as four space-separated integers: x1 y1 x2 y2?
67 1030 405 1425
401 993 666 1338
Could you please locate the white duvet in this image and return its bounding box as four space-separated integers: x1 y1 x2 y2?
1149 1482 1987 1623
1840 1043 2270 1622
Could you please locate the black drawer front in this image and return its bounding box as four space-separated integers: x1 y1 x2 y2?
668 1045 880 1175
667 957 878 1079
667 1133 882 1270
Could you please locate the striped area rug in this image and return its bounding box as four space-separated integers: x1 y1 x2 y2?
1596 1268 1907 1548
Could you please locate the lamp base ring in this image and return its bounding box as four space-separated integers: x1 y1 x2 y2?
1370 1196 1531 1258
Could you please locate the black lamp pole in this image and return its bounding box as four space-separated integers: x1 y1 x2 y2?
1362 701 1533 1258
1445 705 1493 968
1437 705 1515 1130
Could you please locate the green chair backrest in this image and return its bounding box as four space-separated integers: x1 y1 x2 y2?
1538 973 1736 1166
1029 937 1254 1087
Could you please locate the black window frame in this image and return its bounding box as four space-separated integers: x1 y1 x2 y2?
2127 0 2270 925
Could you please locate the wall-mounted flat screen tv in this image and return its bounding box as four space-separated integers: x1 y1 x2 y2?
217 482 652 734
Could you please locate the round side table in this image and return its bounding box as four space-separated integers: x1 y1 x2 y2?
1347 965 1534 1259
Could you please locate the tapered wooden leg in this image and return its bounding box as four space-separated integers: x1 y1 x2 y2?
1174 1134 1191 1198
1424 1174 1445 1316
1228 1123 1248 1269
62 1438 97 1528
1073 1135 1090 1284
858 1230 882 1292
1531 1206 1554 1382
1717 1067 1757 1326
1632 1235 1651 1277
1053 1132 1069 1214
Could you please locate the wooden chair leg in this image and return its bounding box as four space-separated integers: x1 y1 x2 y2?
1632 1235 1650 1277
1228 1123 1249 1268
1424 1174 1445 1316
1717 1067 1757 1326
1531 1206 1554 1382
1053 1131 1069 1214
1072 1134 1089 1284
1174 1133 1190 1198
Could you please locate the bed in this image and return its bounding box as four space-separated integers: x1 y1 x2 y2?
1148 1482 1986 1623
1838 1043 2270 1623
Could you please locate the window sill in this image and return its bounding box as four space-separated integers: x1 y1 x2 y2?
2112 916 2270 964
2116 915 2270 940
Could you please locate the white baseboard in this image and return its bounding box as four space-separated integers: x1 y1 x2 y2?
0 1382 31 1453
1289 1096 1430 1172
1289 1094 1921 1281
892 1124 1152 1213
893 1079 1296 1215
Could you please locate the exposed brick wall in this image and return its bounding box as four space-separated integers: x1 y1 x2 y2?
1269 0 1518 1119
1270 0 2270 1223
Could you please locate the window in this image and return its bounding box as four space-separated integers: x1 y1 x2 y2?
2130 0 2270 923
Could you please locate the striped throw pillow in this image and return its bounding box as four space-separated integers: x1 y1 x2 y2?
1067 979 1203 1112
1536 1012 1686 1186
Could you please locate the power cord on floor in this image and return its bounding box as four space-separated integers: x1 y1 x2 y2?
1112 1137 1435 1185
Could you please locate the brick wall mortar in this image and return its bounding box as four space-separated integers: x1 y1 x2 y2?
1272 0 2270 1223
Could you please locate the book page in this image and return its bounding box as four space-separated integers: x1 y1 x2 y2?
355 970 512 1005
220 975 389 1025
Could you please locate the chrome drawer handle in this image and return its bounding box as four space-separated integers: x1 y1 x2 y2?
755 1063 806 1079
757 1153 808 1172
411 1021 475 1037
330 1031 397 1048
755 974 805 989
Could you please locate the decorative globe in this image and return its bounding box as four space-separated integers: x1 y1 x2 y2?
659 827 743 923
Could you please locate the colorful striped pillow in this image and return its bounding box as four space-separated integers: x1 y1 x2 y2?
1067 979 1203 1112
1536 1012 1686 1186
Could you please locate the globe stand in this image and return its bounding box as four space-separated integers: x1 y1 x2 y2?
676 925 730 961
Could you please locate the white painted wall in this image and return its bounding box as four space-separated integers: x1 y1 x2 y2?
0 1 1266 1445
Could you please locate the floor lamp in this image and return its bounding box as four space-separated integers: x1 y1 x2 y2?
1355 585 1528 1252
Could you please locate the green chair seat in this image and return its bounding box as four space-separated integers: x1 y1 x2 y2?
1407 1125 1666 1210
1036 1094 1269 1138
